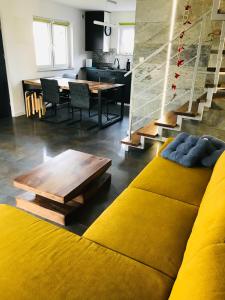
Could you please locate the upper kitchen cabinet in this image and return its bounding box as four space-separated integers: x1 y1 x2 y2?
85 11 111 52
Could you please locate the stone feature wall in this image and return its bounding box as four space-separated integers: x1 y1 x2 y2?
92 49 133 70
131 0 213 132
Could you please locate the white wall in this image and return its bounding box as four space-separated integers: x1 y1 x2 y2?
110 11 136 50
0 0 91 117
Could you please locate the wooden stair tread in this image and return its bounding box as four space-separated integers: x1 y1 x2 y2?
218 84 225 90
137 121 158 138
205 83 217 88
207 67 225 73
205 83 225 89
210 50 225 55
218 9 225 14
197 93 207 103
155 111 177 128
174 101 199 117
121 132 141 147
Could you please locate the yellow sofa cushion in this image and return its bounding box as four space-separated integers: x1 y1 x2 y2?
169 152 225 300
130 155 212 206
169 244 225 300
84 187 198 279
0 205 173 300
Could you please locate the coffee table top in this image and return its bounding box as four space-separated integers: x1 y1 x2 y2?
14 150 112 203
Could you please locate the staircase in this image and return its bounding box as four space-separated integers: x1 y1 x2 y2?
121 0 225 150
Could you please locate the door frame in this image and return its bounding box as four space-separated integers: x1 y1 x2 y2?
0 17 13 117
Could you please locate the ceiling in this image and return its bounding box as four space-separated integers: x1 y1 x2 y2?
51 0 136 11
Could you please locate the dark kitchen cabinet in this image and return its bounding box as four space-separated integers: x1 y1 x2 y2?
85 11 110 52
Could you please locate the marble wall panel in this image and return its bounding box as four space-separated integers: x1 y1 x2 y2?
130 0 213 132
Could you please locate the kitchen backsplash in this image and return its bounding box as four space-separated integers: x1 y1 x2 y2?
92 48 133 70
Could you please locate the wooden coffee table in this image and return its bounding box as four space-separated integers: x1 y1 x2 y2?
14 150 112 225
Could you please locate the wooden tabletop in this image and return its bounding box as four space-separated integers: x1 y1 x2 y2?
23 77 124 94
14 150 112 203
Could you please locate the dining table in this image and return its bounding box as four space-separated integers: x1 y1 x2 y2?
22 77 125 129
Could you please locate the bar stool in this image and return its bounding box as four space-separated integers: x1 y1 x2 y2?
25 88 46 119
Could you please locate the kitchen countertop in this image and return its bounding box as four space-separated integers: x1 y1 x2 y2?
82 67 128 73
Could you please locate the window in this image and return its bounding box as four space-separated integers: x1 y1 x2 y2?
33 17 70 70
118 24 135 55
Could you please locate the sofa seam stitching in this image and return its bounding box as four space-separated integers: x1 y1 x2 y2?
129 186 200 208
83 236 175 281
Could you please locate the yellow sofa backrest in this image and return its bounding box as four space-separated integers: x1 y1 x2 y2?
169 151 225 300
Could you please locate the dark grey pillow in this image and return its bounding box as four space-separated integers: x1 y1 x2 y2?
200 136 225 168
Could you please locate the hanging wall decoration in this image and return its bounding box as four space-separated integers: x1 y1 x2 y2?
170 1 193 101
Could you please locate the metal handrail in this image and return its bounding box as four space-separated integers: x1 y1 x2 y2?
135 37 200 83
124 9 211 78
132 89 190 128
132 55 197 102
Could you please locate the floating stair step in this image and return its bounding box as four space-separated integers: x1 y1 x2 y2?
218 84 225 90
137 121 158 138
197 93 207 103
218 9 225 14
155 111 177 128
207 67 225 73
174 101 199 117
205 83 217 88
121 132 141 147
210 50 225 55
205 83 225 89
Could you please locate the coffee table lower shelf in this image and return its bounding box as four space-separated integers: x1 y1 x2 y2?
16 173 111 226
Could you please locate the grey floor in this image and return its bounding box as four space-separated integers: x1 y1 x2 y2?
0 108 162 235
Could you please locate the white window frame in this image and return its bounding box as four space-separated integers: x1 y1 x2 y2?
33 17 72 71
117 24 135 56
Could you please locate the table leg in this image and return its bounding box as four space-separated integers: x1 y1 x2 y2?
120 87 125 120
98 86 125 129
98 90 103 128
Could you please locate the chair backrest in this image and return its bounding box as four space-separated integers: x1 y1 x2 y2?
69 82 90 109
63 73 76 79
40 78 60 105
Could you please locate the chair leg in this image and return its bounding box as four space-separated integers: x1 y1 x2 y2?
71 107 74 119
89 108 98 118
107 103 109 121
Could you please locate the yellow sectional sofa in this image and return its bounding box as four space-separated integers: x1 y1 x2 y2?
0 138 224 299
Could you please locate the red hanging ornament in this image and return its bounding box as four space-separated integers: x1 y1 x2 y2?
172 84 177 91
185 5 191 10
180 31 185 39
178 46 184 53
171 2 192 94
183 20 192 25
177 59 184 67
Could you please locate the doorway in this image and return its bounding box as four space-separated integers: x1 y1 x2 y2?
0 22 11 118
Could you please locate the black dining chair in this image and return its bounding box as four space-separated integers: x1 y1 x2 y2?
63 73 76 79
40 78 70 117
68 82 98 123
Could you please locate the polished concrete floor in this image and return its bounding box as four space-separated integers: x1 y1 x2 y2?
0 109 162 235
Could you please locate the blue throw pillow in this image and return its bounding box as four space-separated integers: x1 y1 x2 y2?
161 133 211 168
